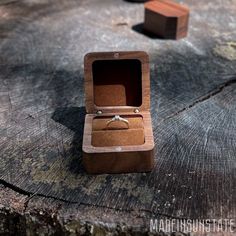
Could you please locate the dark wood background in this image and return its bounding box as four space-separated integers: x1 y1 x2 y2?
0 0 236 234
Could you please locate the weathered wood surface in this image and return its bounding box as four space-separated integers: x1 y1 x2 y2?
0 0 236 234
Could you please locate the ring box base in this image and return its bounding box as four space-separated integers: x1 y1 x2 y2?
83 112 154 174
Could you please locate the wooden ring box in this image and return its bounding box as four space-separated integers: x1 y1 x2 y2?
144 0 190 40
82 51 154 174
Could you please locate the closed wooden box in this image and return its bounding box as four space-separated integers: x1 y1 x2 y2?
144 0 189 40
82 51 154 174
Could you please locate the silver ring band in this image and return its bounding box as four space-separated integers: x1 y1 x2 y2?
106 115 129 129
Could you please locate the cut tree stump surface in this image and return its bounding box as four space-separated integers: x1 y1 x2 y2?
0 0 236 235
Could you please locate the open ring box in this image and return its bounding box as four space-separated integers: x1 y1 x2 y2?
82 51 155 174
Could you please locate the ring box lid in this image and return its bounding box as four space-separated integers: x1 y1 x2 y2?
84 51 150 114
145 0 189 17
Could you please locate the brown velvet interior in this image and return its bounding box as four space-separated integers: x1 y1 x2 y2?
91 115 145 147
93 116 144 130
92 59 142 107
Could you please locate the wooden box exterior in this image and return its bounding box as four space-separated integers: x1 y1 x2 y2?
144 0 189 40
83 51 155 174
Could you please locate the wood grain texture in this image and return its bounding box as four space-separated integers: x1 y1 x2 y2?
144 0 189 39
0 0 236 234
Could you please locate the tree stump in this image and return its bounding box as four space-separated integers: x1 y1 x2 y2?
0 0 236 235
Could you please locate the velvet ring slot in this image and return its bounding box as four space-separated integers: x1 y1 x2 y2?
92 115 145 147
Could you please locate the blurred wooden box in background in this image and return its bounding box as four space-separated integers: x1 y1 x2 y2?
144 0 189 39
